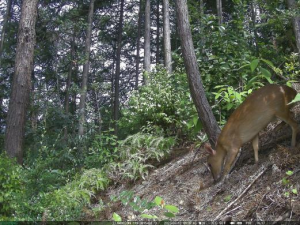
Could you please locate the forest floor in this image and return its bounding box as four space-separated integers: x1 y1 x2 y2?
89 105 300 222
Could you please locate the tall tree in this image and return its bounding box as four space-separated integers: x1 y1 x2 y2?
144 0 151 83
163 0 172 73
135 0 142 89
156 0 160 65
251 0 259 55
64 28 76 139
0 0 12 65
78 0 95 136
113 0 125 135
216 0 223 25
287 0 300 57
4 0 39 164
175 0 221 147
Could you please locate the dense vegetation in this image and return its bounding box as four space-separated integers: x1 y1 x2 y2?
0 0 299 221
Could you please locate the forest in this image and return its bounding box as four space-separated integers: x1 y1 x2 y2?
0 0 300 221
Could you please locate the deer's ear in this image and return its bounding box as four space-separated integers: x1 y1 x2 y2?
204 143 216 155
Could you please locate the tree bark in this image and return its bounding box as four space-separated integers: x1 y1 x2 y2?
113 0 125 135
31 71 37 131
4 0 39 164
175 0 221 147
216 0 223 25
287 0 300 57
135 0 142 90
163 0 172 73
78 0 95 136
0 0 13 65
251 0 259 56
156 0 160 65
64 29 76 139
144 0 151 84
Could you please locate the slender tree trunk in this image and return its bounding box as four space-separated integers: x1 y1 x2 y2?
175 0 221 147
156 0 160 65
199 0 206 56
144 0 151 84
78 0 95 136
31 71 37 131
4 0 39 164
251 0 259 56
287 0 300 57
64 29 76 139
216 0 223 25
113 0 125 135
163 0 172 73
135 0 142 89
0 0 13 65
93 89 102 134
199 0 204 16
70 65 78 116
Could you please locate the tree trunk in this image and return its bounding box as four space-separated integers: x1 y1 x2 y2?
175 0 221 147
287 0 300 57
144 0 151 84
31 71 37 131
113 0 125 136
135 0 142 90
163 0 172 73
78 0 95 136
216 0 223 25
4 0 39 164
251 0 259 56
0 0 13 65
156 0 160 65
70 65 78 116
64 29 76 139
93 89 102 134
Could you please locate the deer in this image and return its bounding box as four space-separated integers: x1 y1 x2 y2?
205 84 298 183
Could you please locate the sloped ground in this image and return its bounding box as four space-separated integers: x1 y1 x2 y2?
91 106 300 222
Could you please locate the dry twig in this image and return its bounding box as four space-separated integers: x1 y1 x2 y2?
214 165 270 221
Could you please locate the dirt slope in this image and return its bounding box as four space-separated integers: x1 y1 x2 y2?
92 106 300 222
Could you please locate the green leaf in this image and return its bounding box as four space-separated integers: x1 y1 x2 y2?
164 212 175 218
194 119 203 133
286 171 294 176
112 213 122 222
164 205 179 213
282 178 289 185
141 214 158 219
288 93 300 105
250 59 259 72
261 58 274 68
292 189 298 195
226 103 234 111
265 76 274 84
154 196 164 206
260 67 271 78
193 116 199 126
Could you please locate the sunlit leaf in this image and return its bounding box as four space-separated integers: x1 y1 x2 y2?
141 214 158 219
288 94 300 105
112 213 122 222
164 205 179 213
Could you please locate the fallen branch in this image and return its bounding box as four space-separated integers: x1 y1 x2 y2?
214 164 270 221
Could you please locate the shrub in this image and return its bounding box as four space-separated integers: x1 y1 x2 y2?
119 66 197 139
0 154 24 220
106 132 176 182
